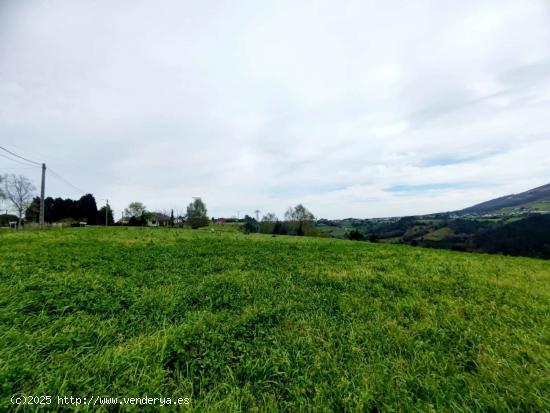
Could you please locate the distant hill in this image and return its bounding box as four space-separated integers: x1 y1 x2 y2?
316 182 550 258
457 183 550 215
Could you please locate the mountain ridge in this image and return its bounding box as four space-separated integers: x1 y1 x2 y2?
457 183 550 215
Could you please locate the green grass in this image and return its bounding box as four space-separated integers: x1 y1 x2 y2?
424 227 454 241
525 200 550 212
1 227 549 412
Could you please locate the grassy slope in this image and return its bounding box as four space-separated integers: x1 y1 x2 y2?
0 228 549 412
424 227 454 241
524 200 550 211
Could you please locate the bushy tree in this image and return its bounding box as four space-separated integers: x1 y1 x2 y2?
186 198 209 229
241 215 259 233
98 206 114 225
284 204 316 236
0 213 18 226
25 196 40 222
128 215 146 226
348 229 365 241
124 201 147 218
259 212 278 234
272 220 288 235
78 194 98 224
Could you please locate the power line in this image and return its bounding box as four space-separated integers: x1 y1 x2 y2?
3 142 82 169
0 146 45 228
48 168 88 195
0 152 41 168
0 146 41 166
0 145 105 228
1 144 111 196
0 147 84 192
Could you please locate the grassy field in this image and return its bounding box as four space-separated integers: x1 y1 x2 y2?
1 227 549 411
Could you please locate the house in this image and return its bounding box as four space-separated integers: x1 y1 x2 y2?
147 212 171 227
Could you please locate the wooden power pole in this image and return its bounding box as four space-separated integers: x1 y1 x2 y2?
39 163 46 229
105 199 109 226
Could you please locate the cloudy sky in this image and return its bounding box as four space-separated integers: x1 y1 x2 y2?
1 0 549 219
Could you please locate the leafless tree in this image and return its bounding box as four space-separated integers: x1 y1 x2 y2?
2 174 36 227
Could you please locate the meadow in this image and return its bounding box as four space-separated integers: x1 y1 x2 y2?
0 227 549 411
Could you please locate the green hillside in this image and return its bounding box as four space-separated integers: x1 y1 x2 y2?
1 228 549 411
458 183 550 215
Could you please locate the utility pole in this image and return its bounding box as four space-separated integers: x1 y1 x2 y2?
39 163 46 229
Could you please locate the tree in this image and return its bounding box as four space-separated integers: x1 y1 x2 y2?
284 204 315 222
25 195 102 225
169 209 175 227
77 194 98 224
259 212 278 234
2 174 36 227
0 213 18 226
284 204 316 236
241 215 259 234
186 198 209 229
128 215 146 226
25 196 40 222
272 221 288 235
98 206 114 225
348 229 365 241
124 201 147 218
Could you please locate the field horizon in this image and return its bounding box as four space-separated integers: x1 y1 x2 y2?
1 227 549 411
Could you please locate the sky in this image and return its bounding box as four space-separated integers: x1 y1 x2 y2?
1 0 550 219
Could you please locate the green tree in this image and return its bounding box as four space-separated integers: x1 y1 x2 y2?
284 204 316 236
169 209 175 227
77 194 98 224
25 196 40 222
98 206 114 225
348 229 365 241
259 212 278 234
186 198 209 229
241 215 259 234
124 202 146 218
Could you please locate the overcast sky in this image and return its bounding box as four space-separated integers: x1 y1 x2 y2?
1 0 550 219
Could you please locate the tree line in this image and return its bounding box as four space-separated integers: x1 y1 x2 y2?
25 194 112 225
121 198 210 228
2 173 318 237
119 199 318 237
240 204 317 236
